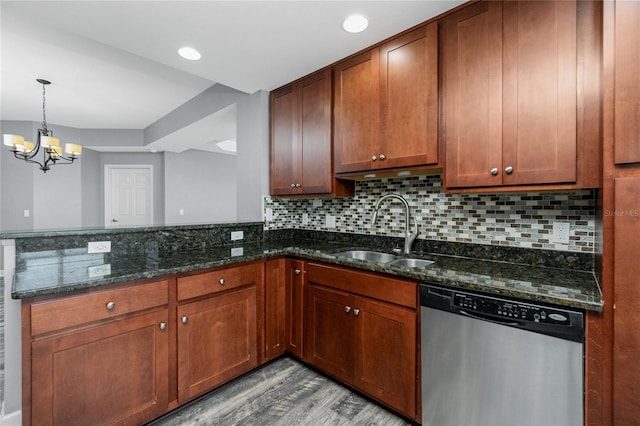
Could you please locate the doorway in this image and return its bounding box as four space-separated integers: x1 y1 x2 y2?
104 165 153 227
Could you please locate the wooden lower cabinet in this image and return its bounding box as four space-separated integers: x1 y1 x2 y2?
304 263 419 420
23 280 170 426
265 258 287 360
177 286 257 402
285 259 306 358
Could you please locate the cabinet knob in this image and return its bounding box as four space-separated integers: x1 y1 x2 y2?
379 154 386 161
353 309 360 316
295 183 301 188
219 278 225 285
371 155 377 161
159 322 167 331
182 316 189 324
290 183 296 188
490 168 499 176
505 166 513 174
106 301 115 311
345 305 351 313
294 269 301 275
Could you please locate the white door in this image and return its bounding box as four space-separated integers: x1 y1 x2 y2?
105 165 153 227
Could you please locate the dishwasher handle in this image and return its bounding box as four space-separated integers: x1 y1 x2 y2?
456 308 523 327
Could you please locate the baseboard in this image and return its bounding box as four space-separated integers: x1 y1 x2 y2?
0 409 22 426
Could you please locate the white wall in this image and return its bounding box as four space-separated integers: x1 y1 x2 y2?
236 91 269 222
164 150 237 224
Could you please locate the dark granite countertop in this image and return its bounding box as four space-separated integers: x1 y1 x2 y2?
11 236 602 312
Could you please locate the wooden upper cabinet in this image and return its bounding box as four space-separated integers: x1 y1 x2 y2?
444 0 598 191
379 23 439 169
270 69 353 197
502 0 577 185
613 1 640 164
334 49 381 173
270 85 300 195
443 1 503 188
335 23 439 174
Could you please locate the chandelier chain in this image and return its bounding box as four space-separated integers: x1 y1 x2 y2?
41 83 47 130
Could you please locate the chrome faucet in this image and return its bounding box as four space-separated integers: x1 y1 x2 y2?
371 193 418 254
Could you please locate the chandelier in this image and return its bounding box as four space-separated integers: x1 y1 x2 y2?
3 79 82 173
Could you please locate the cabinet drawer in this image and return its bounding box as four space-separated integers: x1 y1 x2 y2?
177 262 260 301
30 280 169 336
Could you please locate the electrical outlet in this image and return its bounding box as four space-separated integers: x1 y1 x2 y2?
302 213 309 225
88 264 111 278
265 208 273 221
231 231 244 241
231 247 244 257
552 222 570 244
179 209 184 216
326 215 336 228
88 241 111 253
24 209 30 217
313 199 323 208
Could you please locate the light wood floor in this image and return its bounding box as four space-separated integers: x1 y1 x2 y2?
147 357 413 426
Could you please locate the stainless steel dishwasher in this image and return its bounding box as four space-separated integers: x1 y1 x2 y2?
420 283 584 426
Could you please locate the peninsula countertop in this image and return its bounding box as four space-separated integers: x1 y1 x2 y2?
11 237 602 312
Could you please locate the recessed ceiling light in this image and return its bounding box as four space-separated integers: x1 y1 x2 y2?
343 14 368 33
178 46 202 61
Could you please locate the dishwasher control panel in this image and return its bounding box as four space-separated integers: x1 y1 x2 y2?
453 293 570 325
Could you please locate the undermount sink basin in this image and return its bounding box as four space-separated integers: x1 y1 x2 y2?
333 250 398 264
387 258 435 268
333 250 435 269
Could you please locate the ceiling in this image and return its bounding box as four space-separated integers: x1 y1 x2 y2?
0 0 465 153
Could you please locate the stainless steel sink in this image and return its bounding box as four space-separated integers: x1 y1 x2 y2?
387 258 435 268
333 250 398 264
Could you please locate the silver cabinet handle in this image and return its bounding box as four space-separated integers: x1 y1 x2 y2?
379 154 386 160
182 316 189 324
345 306 351 313
219 278 225 285
159 322 167 330
294 269 301 275
290 183 296 188
106 301 115 311
490 168 499 175
295 183 301 188
505 166 513 174
353 309 360 316
371 155 377 161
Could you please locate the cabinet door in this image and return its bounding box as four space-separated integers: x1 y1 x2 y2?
304 284 353 383
443 1 503 188
300 70 333 194
177 286 257 402
30 309 169 426
502 0 577 185
334 48 380 173
613 177 640 422
613 1 640 164
353 296 417 419
270 84 300 195
379 23 438 169
285 259 305 358
265 259 286 360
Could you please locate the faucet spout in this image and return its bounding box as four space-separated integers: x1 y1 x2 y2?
371 193 418 254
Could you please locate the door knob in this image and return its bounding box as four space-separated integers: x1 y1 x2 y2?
353 309 360 316
106 301 115 311
371 155 377 161
181 316 189 324
379 154 386 160
505 166 513 174
294 269 301 275
159 322 167 330
490 168 499 176
219 278 225 285
345 306 351 313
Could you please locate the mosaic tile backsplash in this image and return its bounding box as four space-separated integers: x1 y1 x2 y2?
264 174 595 253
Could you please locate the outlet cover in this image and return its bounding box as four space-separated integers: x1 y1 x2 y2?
231 247 244 257
231 231 244 241
302 213 309 225
551 222 570 244
88 264 111 278
313 199 323 208
88 241 111 254
265 208 273 221
326 215 336 228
